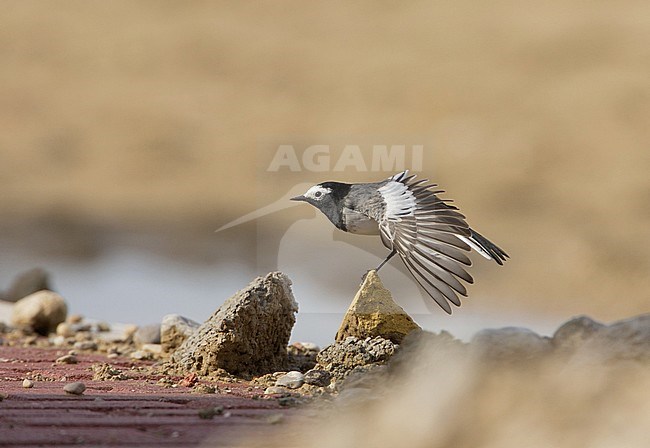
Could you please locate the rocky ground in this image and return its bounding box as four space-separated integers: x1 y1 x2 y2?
1 268 649 447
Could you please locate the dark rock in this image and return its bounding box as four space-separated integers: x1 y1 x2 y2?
3 268 51 302
161 314 199 353
317 336 397 380
471 327 552 361
336 270 420 344
583 314 650 361
170 272 298 377
304 369 331 387
552 316 606 351
11 290 67 335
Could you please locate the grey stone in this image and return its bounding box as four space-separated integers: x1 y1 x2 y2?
471 327 552 361
304 369 331 387
264 386 289 395
56 354 78 364
552 316 606 351
160 314 200 353
583 314 650 361
3 268 51 302
170 272 298 377
63 382 86 395
73 341 98 351
275 371 305 389
317 336 397 380
11 291 67 335
22 379 34 388
134 324 161 346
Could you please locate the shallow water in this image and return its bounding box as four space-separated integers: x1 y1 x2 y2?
0 244 565 347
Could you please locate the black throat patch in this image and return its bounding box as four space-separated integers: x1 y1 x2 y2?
319 182 351 203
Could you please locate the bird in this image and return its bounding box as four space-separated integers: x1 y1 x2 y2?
290 170 508 314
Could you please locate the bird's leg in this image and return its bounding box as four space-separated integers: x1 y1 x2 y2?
375 249 397 271
361 249 398 281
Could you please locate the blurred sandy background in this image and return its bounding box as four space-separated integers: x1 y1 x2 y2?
1 1 649 322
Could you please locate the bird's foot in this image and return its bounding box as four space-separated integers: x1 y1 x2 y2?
361 269 379 282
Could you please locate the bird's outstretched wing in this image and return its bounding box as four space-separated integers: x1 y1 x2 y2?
371 171 477 313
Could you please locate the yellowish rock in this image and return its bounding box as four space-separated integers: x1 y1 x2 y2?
336 270 420 344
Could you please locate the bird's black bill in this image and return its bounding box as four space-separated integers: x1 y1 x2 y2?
290 195 307 202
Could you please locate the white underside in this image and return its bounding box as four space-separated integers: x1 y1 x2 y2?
342 208 380 235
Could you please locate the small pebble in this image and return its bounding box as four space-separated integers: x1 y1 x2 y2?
73 341 97 351
275 371 304 389
22 379 34 389
63 382 86 395
0 392 7 401
264 386 288 395
56 354 78 364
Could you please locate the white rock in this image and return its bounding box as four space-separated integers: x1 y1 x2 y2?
264 386 289 395
275 371 305 389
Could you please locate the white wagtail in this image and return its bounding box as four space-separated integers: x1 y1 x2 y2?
291 170 508 313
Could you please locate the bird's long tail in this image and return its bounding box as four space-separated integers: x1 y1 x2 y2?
459 229 509 265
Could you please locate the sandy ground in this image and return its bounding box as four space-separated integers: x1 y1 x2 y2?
1 1 649 320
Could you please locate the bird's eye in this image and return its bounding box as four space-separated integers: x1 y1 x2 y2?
314 191 322 198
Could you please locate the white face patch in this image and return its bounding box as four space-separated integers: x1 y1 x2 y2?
303 185 331 201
